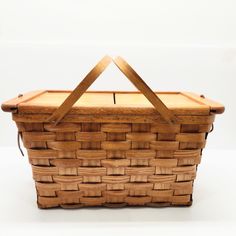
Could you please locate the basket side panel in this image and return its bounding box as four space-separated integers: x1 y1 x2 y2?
15 113 215 208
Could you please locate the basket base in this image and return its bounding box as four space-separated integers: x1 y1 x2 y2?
37 201 193 209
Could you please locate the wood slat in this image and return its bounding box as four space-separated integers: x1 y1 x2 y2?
53 176 83 183
12 113 216 124
47 141 81 151
125 167 155 175
148 175 176 183
76 132 106 141
101 141 131 150
44 123 81 132
148 190 173 197
102 176 130 183
150 141 179 150
77 150 106 159
101 159 130 167
149 159 178 167
27 149 58 159
126 150 156 159
125 196 151 205
32 166 58 175
151 124 181 133
101 123 131 132
23 132 55 142
125 183 153 190
176 133 205 142
77 167 106 176
126 133 156 141
50 159 82 167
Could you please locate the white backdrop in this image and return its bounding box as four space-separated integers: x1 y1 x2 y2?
1 1 236 235
0 0 235 149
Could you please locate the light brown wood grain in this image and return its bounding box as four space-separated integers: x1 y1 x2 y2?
1 90 46 112
3 90 223 115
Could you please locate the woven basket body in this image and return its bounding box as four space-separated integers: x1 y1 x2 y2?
2 56 224 208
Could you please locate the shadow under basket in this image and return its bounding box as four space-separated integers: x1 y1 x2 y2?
1 56 224 209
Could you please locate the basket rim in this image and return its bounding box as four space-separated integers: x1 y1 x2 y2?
1 90 225 115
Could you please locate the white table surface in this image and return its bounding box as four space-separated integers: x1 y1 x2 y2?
0 148 235 235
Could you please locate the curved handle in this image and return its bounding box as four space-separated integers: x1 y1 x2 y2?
48 55 112 124
113 56 177 124
48 55 177 124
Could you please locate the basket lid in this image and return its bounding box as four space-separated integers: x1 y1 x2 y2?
1 90 224 116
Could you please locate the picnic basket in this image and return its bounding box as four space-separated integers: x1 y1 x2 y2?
1 56 224 209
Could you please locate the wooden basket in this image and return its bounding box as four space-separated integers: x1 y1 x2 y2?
2 56 224 209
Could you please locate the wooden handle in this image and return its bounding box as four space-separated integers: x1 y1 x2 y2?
48 55 112 124
48 55 177 124
113 57 177 124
